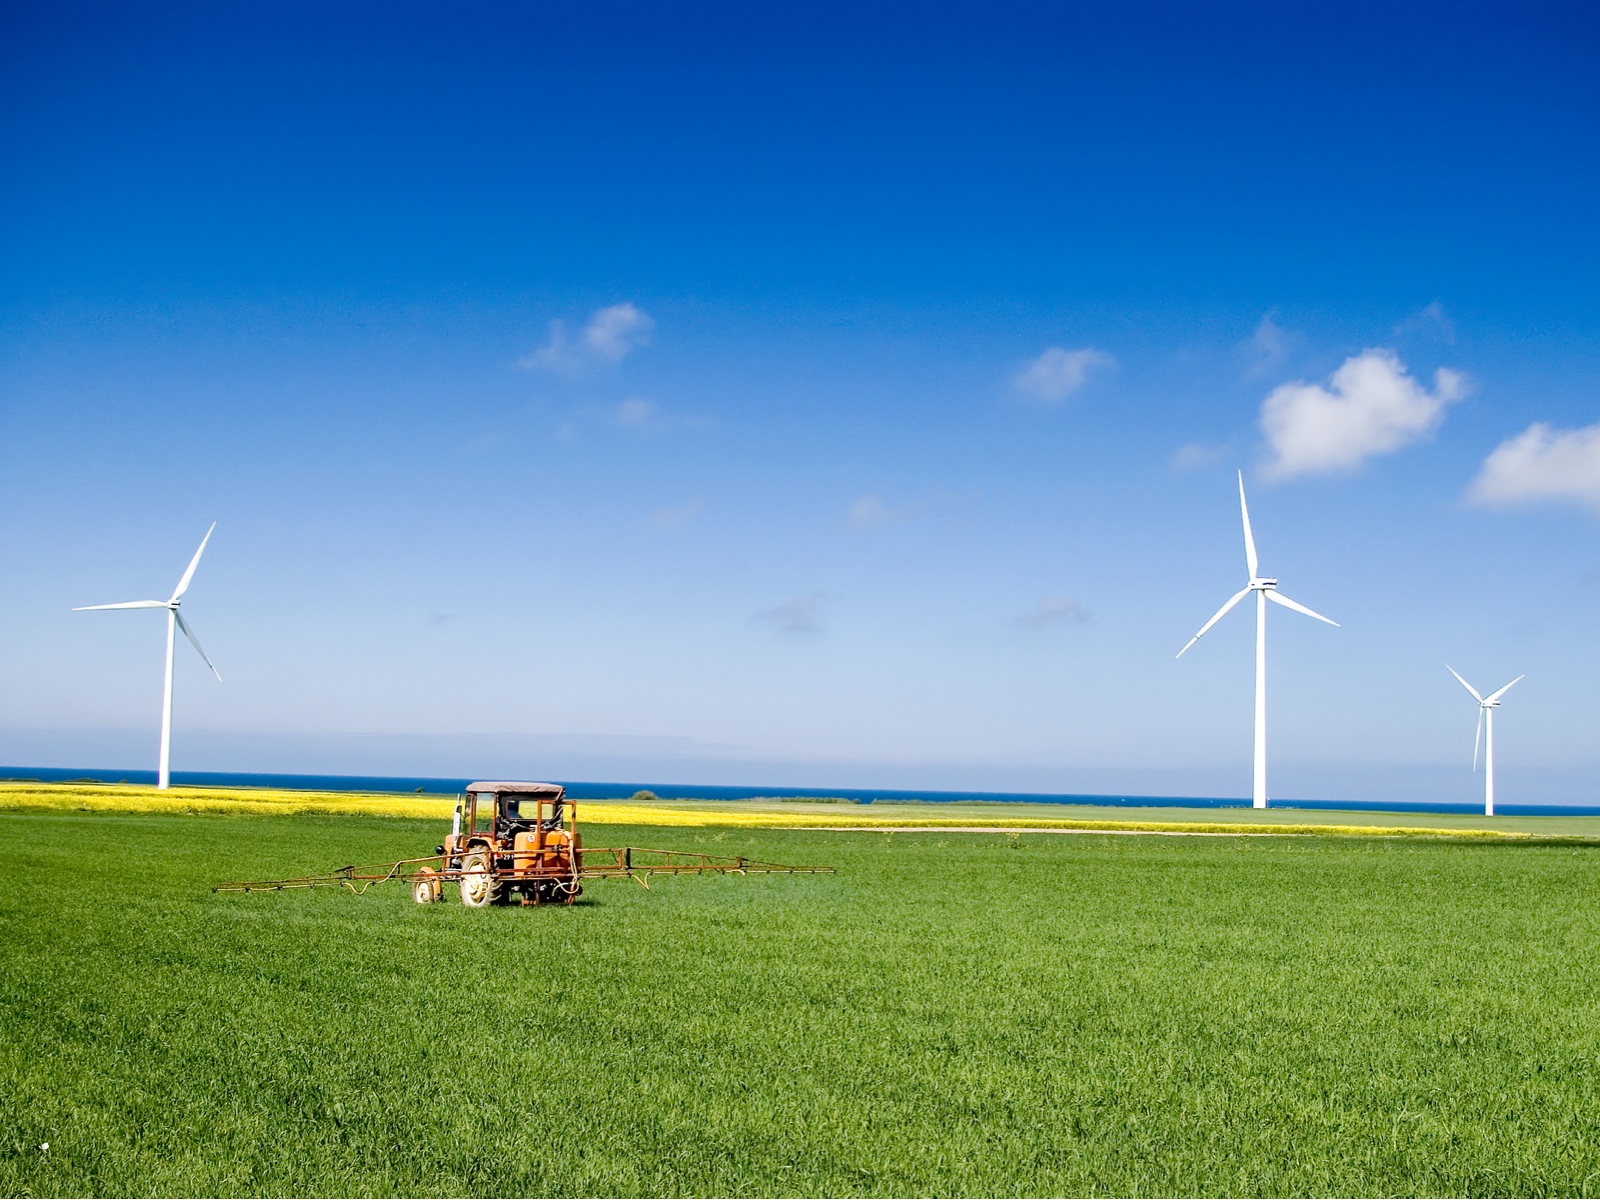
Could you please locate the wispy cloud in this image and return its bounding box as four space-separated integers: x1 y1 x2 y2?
846 494 907 529
1172 441 1231 470
1394 300 1455 344
1012 346 1116 405
1245 312 1298 379
650 498 706 528
758 593 824 635
1016 596 1089 629
556 395 707 441
521 303 654 375
523 323 580 373
1467 420 1600 514
1260 349 1467 480
611 396 657 428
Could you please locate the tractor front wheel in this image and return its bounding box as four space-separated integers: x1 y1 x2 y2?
458 851 499 908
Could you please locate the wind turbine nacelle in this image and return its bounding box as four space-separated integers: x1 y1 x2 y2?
1251 577 1278 589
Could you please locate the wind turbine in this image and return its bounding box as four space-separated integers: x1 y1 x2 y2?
1177 473 1338 809
75 524 222 789
1446 667 1523 816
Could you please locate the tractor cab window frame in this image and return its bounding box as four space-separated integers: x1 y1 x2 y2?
498 793 563 834
470 791 495 834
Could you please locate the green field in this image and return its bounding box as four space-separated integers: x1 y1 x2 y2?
7 808 1600 1196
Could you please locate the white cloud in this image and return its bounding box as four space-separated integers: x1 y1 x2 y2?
1016 596 1089 629
583 302 654 360
520 302 654 374
1259 349 1468 479
758 593 824 635
1013 347 1116 404
1467 421 1600 514
846 495 906 529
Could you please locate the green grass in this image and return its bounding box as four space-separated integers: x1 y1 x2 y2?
7 811 1600 1196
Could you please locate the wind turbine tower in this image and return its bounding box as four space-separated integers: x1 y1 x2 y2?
1446 667 1523 816
75 524 222 789
1177 474 1338 809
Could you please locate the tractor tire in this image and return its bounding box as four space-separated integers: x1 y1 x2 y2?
412 870 440 904
458 850 499 908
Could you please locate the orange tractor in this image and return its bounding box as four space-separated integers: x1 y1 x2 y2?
215 780 831 904
417 781 583 906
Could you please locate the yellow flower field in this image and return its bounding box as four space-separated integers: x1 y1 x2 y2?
0 781 1541 840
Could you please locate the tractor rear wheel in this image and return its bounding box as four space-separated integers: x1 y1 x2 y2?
458 851 499 907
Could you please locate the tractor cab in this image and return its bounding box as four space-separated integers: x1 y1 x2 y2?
449 781 568 846
438 781 582 907
499 791 566 838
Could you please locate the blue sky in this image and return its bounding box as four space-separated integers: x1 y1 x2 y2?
2 2 1598 800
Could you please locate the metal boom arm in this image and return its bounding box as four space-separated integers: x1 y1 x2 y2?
213 846 833 894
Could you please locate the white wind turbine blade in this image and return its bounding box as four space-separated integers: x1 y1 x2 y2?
1176 586 1252 658
1238 472 1259 579
1446 665 1484 703
169 522 217 603
1264 590 1339 627
173 611 222 682
1484 675 1524 705
73 600 169 611
1472 706 1484 772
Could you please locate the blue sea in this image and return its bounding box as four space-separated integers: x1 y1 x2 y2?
3 765 1597 817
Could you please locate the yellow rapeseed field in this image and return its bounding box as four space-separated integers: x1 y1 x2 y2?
576 803 1530 839
0 781 457 820
0 781 1536 840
